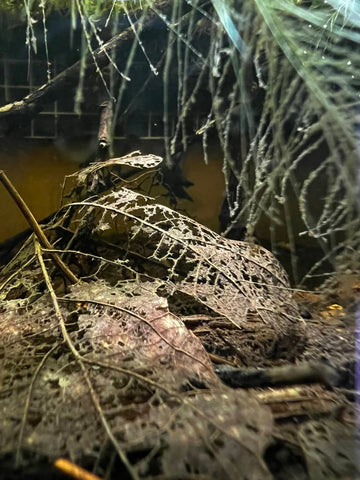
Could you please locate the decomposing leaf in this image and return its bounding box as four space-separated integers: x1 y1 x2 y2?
68 280 219 387
298 420 357 480
62 152 163 201
74 152 163 184
67 186 305 361
0 153 306 478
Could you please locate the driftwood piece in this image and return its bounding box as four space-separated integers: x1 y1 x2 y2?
215 360 340 388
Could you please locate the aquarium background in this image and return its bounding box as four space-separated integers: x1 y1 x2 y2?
0 2 359 479
0 0 359 285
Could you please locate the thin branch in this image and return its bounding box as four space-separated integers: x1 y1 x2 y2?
97 100 114 161
0 170 79 284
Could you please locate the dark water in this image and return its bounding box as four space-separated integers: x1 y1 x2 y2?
0 142 79 242
0 138 226 243
0 134 328 288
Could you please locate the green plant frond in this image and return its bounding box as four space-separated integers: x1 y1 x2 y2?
327 0 360 28
211 0 249 59
254 0 359 137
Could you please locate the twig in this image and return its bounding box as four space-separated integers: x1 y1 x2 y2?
97 100 114 161
208 352 238 367
214 360 340 388
54 458 104 480
0 170 79 284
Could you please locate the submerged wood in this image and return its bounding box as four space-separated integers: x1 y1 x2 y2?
215 360 340 388
97 100 114 162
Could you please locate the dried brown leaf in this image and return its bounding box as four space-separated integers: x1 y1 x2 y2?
69 281 218 387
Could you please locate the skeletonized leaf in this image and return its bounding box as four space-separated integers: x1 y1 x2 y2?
75 152 163 183
62 152 163 201
69 187 305 358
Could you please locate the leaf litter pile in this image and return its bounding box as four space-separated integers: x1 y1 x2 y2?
0 153 358 479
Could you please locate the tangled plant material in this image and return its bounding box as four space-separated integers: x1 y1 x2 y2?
0 0 358 285
0 153 307 478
